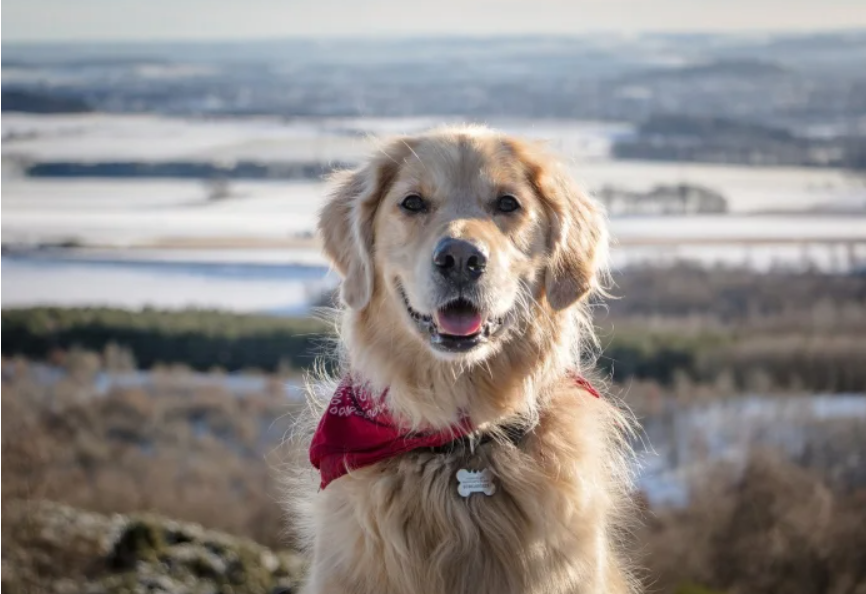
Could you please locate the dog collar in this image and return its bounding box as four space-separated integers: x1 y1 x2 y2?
309 373 600 489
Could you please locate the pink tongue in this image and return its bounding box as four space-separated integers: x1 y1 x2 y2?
435 308 483 336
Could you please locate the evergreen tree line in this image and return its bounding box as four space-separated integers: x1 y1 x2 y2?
3 304 864 393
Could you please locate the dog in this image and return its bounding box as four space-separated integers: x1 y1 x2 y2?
287 125 637 594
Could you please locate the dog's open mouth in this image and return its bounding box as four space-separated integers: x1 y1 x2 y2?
397 284 507 353
435 299 483 337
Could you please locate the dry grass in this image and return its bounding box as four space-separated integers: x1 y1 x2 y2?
639 453 866 594
1 356 300 550
3 350 865 593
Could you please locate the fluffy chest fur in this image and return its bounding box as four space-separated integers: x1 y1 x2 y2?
298 385 633 594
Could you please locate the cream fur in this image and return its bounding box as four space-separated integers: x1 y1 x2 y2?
285 126 638 594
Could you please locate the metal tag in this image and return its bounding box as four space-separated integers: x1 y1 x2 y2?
456 468 496 497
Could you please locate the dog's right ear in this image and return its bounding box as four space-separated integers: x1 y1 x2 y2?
318 148 403 310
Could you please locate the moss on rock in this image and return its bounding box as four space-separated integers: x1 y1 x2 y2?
4 501 304 594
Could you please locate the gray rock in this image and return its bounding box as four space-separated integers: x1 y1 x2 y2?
3 500 306 594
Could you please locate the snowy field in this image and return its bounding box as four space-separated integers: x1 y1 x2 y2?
2 113 626 163
3 113 865 311
4 177 866 247
1 251 336 313
4 230 865 312
4 112 864 215
1 179 325 244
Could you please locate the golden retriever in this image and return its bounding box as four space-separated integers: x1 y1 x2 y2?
287 125 637 594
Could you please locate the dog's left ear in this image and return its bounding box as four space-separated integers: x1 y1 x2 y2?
525 152 609 311
318 145 404 310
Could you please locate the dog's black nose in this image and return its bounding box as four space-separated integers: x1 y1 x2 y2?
432 237 487 282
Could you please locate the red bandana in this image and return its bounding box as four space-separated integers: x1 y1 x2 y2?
309 373 600 489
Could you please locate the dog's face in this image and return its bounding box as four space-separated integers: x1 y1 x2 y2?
320 127 606 364
372 134 550 358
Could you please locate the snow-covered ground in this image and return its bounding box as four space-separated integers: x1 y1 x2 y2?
1 251 337 313
4 177 865 246
4 231 865 312
1 179 324 244
3 176 865 311
571 159 866 214
6 112 863 215
3 113 865 310
1 113 627 163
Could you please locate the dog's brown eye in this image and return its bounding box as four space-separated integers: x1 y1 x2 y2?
496 195 521 213
400 194 427 214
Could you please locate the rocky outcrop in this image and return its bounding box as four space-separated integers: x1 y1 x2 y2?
2 501 305 594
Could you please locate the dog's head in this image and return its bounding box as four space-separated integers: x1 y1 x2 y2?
319 126 607 367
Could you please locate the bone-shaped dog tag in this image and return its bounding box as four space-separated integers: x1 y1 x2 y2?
456 468 496 497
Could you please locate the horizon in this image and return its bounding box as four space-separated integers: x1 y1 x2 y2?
4 0 866 43
4 28 866 48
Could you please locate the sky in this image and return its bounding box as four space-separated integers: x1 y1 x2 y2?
3 0 866 42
